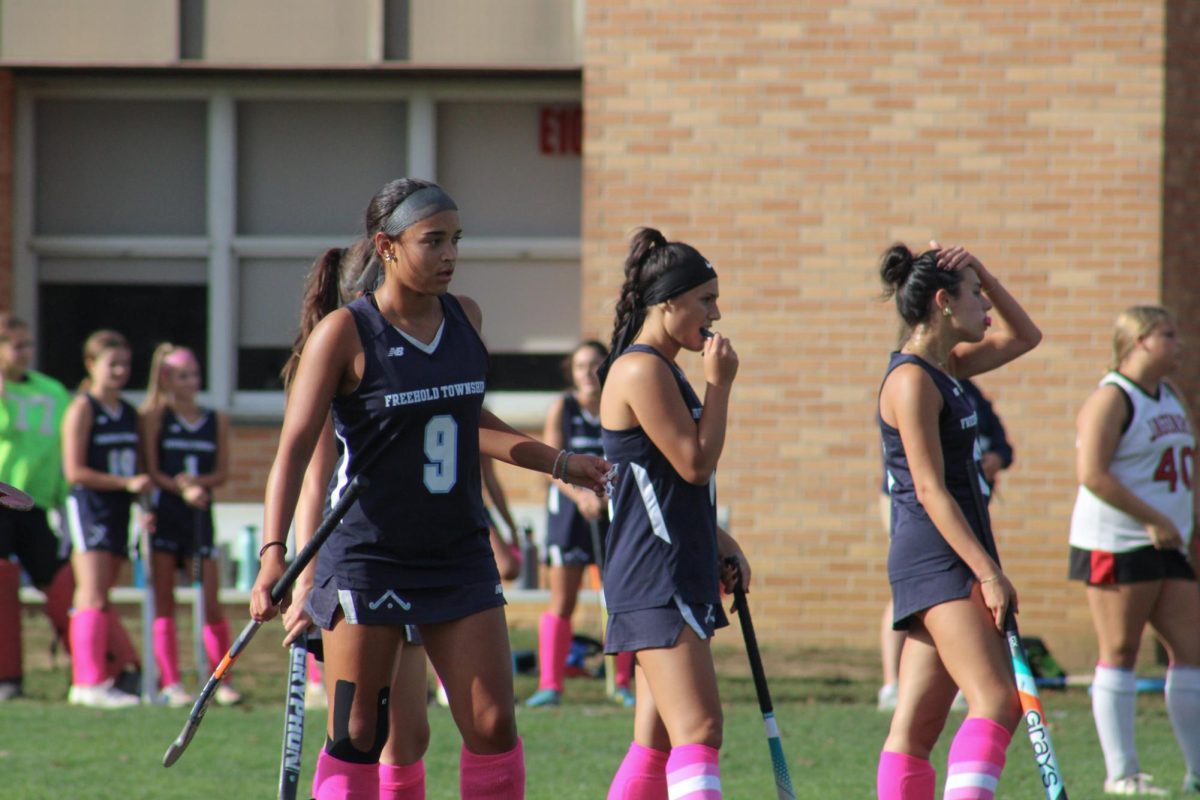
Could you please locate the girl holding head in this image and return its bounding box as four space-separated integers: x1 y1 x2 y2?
1069 306 1200 796
528 339 636 708
62 330 152 708
599 228 749 799
140 343 236 707
876 242 1041 799
250 178 610 800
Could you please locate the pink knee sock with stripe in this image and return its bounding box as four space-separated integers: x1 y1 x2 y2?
460 739 525 800
537 612 571 692
153 616 182 687
203 618 232 674
313 749 378 799
309 651 324 685
877 751 936 800
666 743 721 799
69 608 108 687
943 717 1010 799
378 759 425 799
607 741 668 800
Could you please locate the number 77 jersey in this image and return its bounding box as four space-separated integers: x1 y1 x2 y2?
324 293 492 587
1069 371 1195 553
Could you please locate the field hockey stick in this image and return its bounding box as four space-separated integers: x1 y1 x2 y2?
1006 613 1069 800
137 496 162 704
726 557 796 800
278 629 308 800
586 516 616 697
192 507 207 686
162 474 367 767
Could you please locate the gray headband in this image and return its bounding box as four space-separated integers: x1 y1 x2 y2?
382 186 458 236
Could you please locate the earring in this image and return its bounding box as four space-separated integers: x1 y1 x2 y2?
942 306 952 317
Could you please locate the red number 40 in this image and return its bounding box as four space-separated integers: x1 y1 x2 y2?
1153 446 1195 493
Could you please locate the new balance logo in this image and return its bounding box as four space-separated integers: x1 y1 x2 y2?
387 346 406 358
704 604 715 626
368 590 412 611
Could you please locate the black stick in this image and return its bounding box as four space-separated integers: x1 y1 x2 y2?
162 475 368 767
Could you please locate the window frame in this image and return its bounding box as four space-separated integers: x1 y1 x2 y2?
13 74 580 426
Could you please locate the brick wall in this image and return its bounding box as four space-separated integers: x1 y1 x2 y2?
582 0 1177 669
0 70 12 312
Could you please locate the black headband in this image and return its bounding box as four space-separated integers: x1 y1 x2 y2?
639 250 717 306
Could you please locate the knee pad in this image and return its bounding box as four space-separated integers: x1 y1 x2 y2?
325 679 390 764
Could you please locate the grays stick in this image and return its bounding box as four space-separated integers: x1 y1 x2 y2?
192 507 207 686
162 475 367 767
727 558 796 800
137 497 162 704
277 630 308 800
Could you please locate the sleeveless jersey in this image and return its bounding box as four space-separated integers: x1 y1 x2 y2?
68 395 139 535
153 407 218 529
319 293 493 589
0 370 72 509
547 392 605 519
601 345 719 612
1069 372 1195 552
880 353 998 582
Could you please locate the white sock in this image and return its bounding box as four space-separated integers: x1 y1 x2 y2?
1093 665 1138 781
1166 666 1200 777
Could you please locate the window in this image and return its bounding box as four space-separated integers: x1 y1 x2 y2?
16 77 581 418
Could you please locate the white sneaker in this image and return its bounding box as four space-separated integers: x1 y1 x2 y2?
877 683 898 711
1104 773 1170 796
214 684 243 707
159 683 195 708
305 680 328 710
68 678 140 709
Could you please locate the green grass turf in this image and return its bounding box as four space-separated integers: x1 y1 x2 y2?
0 610 1187 799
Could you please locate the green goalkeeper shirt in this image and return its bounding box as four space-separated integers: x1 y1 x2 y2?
0 370 72 510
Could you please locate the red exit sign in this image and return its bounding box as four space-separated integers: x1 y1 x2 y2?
539 106 582 155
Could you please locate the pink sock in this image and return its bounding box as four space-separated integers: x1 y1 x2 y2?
615 651 635 689
878 751 936 800
608 742 668 800
203 619 232 674
944 717 1010 799
309 651 324 685
69 608 108 686
666 743 721 799
460 739 525 800
105 608 138 676
313 749 379 799
379 760 425 799
153 616 182 687
537 612 571 692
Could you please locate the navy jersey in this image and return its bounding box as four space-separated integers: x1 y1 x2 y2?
318 293 493 590
601 345 719 612
153 408 217 543
547 393 609 538
67 395 139 552
880 352 998 583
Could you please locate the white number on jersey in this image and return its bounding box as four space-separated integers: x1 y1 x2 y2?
107 447 137 477
423 415 458 494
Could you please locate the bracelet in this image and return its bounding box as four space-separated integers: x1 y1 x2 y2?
258 541 286 560
979 573 1002 585
551 449 574 481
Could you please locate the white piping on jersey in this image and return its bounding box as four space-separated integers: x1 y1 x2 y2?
547 484 560 515
170 412 211 434
65 495 87 552
97 401 124 420
330 428 352 505
630 462 670 543
391 319 445 355
673 593 711 640
338 589 359 624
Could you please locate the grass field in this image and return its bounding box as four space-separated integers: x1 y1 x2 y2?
0 609 1189 799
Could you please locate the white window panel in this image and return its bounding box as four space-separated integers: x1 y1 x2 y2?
35 99 207 236
236 100 408 236
451 257 580 353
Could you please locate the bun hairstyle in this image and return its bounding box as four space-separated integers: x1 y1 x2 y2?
600 227 714 383
879 243 962 327
280 240 378 391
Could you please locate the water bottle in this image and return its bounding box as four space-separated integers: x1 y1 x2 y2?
236 524 259 591
519 524 539 590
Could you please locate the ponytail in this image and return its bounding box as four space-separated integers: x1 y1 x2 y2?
141 343 176 413
281 248 344 391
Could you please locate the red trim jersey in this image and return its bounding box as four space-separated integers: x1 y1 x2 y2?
1069 372 1195 552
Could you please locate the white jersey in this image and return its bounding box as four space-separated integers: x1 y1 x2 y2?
1069 372 1195 552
